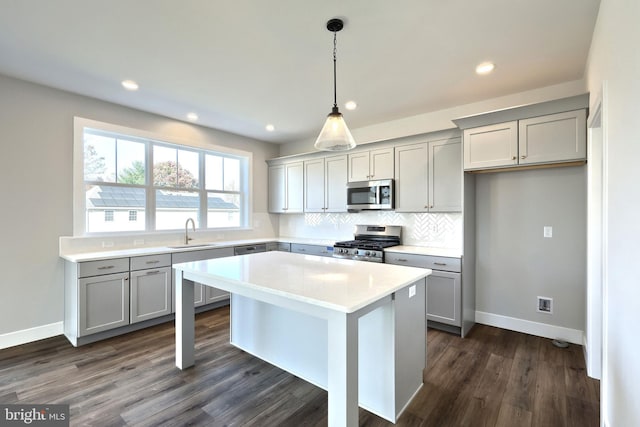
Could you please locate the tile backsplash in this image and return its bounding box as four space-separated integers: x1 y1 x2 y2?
279 212 462 249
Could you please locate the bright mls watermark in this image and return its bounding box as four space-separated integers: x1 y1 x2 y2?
0 405 69 426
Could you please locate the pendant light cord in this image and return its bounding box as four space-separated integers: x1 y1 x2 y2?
333 31 338 109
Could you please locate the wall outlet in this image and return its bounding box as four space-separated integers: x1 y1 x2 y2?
544 226 553 238
537 296 553 314
409 285 416 298
134 239 145 246
102 241 114 248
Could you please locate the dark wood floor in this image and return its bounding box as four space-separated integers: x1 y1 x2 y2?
0 306 599 426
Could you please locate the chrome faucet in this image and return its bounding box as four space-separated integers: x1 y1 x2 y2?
185 218 195 244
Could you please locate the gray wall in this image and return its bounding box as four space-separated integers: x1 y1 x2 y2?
475 166 586 330
0 73 279 336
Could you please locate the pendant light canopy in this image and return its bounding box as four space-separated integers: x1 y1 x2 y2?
314 18 356 152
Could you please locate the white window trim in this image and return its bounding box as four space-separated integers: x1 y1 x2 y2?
73 116 253 236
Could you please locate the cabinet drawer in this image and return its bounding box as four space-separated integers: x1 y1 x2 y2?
78 258 129 278
172 247 234 264
130 253 172 271
266 242 291 252
290 243 334 257
385 253 461 272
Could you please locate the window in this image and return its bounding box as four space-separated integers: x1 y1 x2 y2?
75 118 251 235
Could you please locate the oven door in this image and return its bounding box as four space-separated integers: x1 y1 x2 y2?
346 180 393 210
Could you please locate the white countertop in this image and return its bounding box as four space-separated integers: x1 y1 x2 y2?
174 251 430 313
60 237 459 262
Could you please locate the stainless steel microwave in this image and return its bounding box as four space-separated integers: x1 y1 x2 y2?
346 179 394 210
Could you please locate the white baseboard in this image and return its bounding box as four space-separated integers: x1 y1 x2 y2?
475 311 583 345
0 322 64 350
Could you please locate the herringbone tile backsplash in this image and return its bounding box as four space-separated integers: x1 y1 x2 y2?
279 212 462 249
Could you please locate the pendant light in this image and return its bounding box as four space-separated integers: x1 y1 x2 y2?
314 18 356 151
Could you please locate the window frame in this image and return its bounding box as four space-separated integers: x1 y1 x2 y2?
73 117 252 236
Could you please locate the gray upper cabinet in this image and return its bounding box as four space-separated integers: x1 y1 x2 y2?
395 138 462 212
463 109 586 171
304 155 348 213
268 162 304 213
518 110 587 165
463 121 518 170
348 147 394 182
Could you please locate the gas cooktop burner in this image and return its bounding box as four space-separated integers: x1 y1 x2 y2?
334 239 399 250
333 225 402 263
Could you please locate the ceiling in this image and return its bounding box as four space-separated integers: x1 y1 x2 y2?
0 0 601 144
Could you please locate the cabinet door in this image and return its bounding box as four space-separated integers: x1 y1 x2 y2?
348 151 370 182
395 143 428 212
268 165 285 213
78 272 130 336
369 147 394 180
427 271 461 327
324 155 348 212
285 162 304 213
304 158 325 212
518 109 586 165
429 138 462 212
130 267 172 323
463 121 518 170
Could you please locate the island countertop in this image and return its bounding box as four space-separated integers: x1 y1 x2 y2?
173 251 431 314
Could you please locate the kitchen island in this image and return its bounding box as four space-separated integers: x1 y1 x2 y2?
173 251 430 426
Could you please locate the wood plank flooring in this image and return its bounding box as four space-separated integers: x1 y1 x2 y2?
0 307 599 426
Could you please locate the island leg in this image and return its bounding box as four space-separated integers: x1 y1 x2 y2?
175 270 195 369
327 311 359 427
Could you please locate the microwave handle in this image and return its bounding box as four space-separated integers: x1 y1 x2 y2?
375 186 381 205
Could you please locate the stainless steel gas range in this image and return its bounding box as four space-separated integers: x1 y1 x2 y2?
333 225 402 263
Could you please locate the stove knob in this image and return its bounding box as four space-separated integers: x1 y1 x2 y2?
365 251 371 256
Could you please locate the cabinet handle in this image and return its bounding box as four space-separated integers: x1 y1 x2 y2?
124 277 129 281
146 260 160 264
145 270 161 275
396 258 408 262
434 262 447 266
512 156 517 160
430 205 434 209
98 265 115 270
521 155 527 159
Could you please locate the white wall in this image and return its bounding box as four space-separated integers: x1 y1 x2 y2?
475 167 587 334
585 0 640 425
0 74 279 338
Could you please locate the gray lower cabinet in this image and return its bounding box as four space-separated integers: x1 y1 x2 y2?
65 257 131 344
290 243 334 257
172 247 235 309
385 251 470 336
266 242 291 252
425 270 461 327
130 254 172 324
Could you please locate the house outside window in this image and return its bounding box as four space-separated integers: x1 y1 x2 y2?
75 118 251 235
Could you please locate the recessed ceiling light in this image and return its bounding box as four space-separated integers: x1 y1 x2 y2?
265 124 275 132
475 62 495 75
345 101 357 111
121 79 139 91
187 112 199 121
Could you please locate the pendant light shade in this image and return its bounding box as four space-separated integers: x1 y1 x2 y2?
316 107 356 151
315 18 356 151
